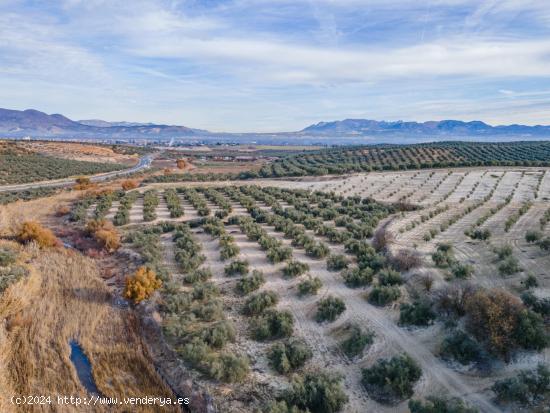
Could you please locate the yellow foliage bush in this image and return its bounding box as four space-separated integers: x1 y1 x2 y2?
124 267 162 304
18 221 60 248
85 219 120 252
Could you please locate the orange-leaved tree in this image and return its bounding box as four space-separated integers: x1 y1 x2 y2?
18 221 61 248
465 289 523 358
121 179 139 190
176 159 186 169
123 266 162 303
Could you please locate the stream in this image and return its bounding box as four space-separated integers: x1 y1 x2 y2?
69 340 101 395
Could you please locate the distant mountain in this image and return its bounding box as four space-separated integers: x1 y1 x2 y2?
0 108 83 133
300 118 550 137
0 108 205 139
78 119 155 128
2 108 550 144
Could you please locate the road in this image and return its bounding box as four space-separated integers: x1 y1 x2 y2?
0 155 153 193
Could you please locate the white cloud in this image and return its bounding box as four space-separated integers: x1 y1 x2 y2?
1 0 550 130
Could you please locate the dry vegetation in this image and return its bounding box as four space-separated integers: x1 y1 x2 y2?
0 241 177 412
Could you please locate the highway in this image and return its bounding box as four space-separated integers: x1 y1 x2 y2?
0 155 153 193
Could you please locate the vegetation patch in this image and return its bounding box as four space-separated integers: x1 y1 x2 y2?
268 339 312 374
361 354 422 404
340 324 374 358
316 295 346 322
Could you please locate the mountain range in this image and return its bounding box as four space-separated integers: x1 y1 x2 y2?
2 108 550 144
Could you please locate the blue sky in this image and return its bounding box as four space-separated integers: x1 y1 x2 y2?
1 0 550 132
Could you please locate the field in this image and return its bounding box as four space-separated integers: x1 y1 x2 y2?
257 141 550 178
0 141 130 185
59 166 548 412
1 142 549 413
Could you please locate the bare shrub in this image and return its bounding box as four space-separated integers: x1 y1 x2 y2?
420 275 434 292
55 205 71 217
434 283 475 318
73 176 95 190
391 249 422 271
372 227 394 252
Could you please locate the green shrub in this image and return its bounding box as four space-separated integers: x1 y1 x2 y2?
409 396 478 413
498 256 521 276
326 254 349 271
377 268 403 286
224 259 250 276
521 291 550 316
208 352 250 383
219 234 240 260
340 324 374 358
0 248 17 267
235 270 265 295
432 243 455 266
342 267 373 288
283 371 348 413
305 241 330 259
183 268 212 284
283 261 309 278
244 291 279 315
192 281 219 300
267 245 293 264
200 320 236 348
0 265 28 293
525 230 542 243
440 330 485 365
494 244 513 259
523 274 539 289
192 299 224 322
164 188 184 218
491 364 550 406
539 237 550 251
399 301 436 326
268 339 312 374
316 296 346 322
368 286 401 306
515 310 549 351
142 190 159 221
467 228 491 240
450 262 473 279
361 354 422 404
251 309 294 340
297 276 323 296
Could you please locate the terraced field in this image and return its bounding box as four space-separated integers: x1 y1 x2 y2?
76 166 549 412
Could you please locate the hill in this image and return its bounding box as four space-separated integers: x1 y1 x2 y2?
0 108 203 138
3 108 550 143
300 119 550 137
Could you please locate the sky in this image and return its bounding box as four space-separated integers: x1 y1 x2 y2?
1 0 550 132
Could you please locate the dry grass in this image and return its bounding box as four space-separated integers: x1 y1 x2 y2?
18 141 138 165
0 244 177 412
0 191 78 237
